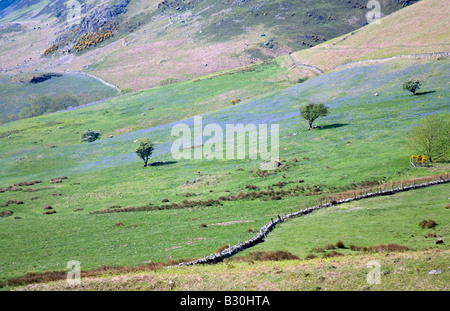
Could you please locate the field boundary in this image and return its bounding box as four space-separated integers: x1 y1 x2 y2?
333 52 449 71
289 51 449 76
73 71 121 93
178 175 450 267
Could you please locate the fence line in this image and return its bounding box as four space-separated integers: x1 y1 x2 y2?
177 175 449 267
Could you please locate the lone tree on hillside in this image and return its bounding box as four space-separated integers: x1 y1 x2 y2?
299 103 330 130
402 79 423 95
408 114 449 163
135 139 154 167
81 129 101 143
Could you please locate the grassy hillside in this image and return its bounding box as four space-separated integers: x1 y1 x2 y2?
238 183 450 259
0 72 118 124
288 0 450 71
0 0 421 90
15 248 450 291
0 57 448 283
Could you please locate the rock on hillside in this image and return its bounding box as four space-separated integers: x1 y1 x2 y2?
76 0 130 36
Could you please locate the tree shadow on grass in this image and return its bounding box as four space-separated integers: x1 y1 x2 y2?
316 123 349 130
415 91 436 96
148 161 177 167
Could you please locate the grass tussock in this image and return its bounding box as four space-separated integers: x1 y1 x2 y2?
349 243 411 253
0 210 14 217
419 219 438 229
215 244 229 253
3 200 24 207
233 250 300 262
1 257 193 288
424 232 437 238
322 251 344 258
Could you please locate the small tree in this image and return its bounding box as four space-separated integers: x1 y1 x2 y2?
299 103 330 130
135 139 154 167
408 114 449 163
81 129 101 143
402 79 423 95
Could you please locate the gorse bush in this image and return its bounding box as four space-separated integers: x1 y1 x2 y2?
408 114 450 163
72 24 117 53
410 154 430 166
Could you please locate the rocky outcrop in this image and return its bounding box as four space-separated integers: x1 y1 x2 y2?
76 0 130 36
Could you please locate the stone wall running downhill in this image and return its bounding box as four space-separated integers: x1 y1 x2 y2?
177 176 449 267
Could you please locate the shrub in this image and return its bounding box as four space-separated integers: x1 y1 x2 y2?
366 244 410 253
419 219 438 229
402 79 423 95
322 251 344 258
135 139 154 167
243 251 300 261
350 244 410 253
335 240 345 249
43 44 58 56
299 102 330 130
158 78 179 86
408 114 450 163
418 219 428 229
215 244 229 253
120 88 132 94
325 244 335 250
311 247 325 253
245 185 258 190
425 219 437 229
81 129 101 143
0 210 13 217
273 181 285 188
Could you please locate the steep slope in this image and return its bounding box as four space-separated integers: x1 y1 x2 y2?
0 0 419 91
0 0 448 286
287 0 450 72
